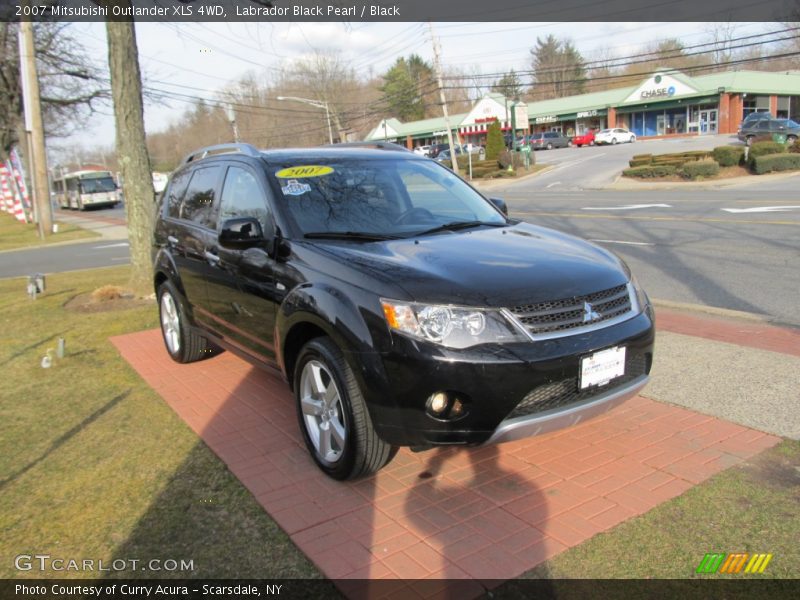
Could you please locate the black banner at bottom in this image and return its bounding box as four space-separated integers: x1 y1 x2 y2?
3 578 799 600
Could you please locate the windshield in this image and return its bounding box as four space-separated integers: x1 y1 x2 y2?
79 177 116 194
267 158 506 238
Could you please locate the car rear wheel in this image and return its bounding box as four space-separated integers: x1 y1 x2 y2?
295 337 397 480
629 135 636 143
611 137 618 145
157 280 216 364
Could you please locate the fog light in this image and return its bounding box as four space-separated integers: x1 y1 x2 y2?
450 398 464 417
429 392 449 415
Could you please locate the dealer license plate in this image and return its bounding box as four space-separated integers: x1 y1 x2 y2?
580 346 626 389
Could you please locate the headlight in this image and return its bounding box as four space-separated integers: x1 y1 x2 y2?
381 299 528 349
629 276 649 313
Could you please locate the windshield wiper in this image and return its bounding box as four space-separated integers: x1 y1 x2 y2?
304 231 402 241
414 220 507 236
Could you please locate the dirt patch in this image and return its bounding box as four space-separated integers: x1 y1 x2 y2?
739 446 800 492
64 289 154 313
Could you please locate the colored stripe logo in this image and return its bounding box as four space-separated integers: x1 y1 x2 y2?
696 553 772 574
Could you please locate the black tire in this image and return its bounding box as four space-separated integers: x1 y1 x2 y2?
787 135 797 144
157 280 216 364
294 337 397 480
546 143 553 150
611 137 618 145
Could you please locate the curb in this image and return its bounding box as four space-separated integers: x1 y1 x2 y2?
471 165 555 189
652 298 772 323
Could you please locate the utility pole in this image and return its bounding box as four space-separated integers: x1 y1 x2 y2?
226 104 240 142
19 20 52 237
428 22 459 176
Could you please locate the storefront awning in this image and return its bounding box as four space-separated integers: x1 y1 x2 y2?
615 95 720 114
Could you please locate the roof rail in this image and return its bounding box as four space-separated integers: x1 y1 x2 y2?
180 143 261 165
321 141 412 152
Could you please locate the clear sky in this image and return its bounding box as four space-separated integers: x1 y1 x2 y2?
57 21 771 159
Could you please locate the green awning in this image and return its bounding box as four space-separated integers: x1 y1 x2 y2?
616 95 720 113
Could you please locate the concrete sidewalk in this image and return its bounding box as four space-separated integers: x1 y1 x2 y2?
111 305 794 593
55 212 128 241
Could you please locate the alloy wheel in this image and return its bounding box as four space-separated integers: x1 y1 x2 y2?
300 360 346 464
160 292 181 355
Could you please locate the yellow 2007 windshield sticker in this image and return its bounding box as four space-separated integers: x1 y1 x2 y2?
275 165 333 179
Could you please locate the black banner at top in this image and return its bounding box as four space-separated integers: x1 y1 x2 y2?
3 0 799 22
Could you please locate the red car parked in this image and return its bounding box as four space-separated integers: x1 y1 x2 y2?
572 129 597 147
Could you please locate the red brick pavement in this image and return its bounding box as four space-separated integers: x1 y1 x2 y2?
111 326 782 594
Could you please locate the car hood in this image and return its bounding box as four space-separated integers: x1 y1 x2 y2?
305 222 630 307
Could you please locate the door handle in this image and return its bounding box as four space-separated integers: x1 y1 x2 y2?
204 250 220 264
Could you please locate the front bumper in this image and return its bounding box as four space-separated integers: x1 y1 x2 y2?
359 308 655 448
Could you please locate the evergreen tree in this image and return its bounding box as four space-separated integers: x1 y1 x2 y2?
380 55 434 122
485 120 504 161
491 70 523 100
529 35 587 100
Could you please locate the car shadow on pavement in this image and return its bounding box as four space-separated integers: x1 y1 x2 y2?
107 340 555 594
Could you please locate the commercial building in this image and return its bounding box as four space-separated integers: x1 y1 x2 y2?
365 69 800 147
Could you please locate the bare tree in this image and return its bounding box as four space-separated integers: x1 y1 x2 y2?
106 20 155 296
0 22 108 161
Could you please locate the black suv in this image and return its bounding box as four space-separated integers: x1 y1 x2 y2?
153 143 655 479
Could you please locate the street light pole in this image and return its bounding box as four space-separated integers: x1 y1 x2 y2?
276 96 333 145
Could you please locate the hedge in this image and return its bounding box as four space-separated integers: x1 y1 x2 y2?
622 165 678 178
712 146 746 167
681 159 720 180
628 158 652 167
752 153 800 175
787 140 800 154
632 154 652 160
748 141 785 160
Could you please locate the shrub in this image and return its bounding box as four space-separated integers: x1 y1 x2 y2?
680 159 720 180
622 165 677 178
91 285 133 302
485 120 504 160
628 158 651 168
712 146 746 167
786 140 800 154
632 153 652 160
749 141 786 159
752 153 800 175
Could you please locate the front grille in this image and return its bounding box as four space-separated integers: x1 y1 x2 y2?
510 284 633 336
506 352 648 420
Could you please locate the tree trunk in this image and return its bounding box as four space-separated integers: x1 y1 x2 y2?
106 20 155 297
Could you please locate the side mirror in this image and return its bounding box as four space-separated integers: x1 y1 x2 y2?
219 217 265 249
489 197 508 216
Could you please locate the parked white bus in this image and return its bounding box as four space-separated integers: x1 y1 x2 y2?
54 170 120 210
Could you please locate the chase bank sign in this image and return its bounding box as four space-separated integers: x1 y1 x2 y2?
641 86 676 99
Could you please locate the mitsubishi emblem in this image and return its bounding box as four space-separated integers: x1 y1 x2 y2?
583 301 600 323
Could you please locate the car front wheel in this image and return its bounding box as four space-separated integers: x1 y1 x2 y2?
295 337 397 480
611 137 618 145
157 280 217 363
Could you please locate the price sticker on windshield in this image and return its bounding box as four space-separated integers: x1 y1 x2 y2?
275 165 333 178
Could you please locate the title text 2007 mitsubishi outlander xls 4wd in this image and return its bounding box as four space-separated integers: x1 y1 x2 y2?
153 143 654 480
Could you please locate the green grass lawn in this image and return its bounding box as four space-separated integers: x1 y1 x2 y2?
0 211 98 251
0 266 324 581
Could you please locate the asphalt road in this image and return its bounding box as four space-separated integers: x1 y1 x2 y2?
0 239 130 279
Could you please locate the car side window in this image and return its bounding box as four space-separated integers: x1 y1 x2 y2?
180 166 221 229
165 169 191 219
756 121 771 131
218 166 270 232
